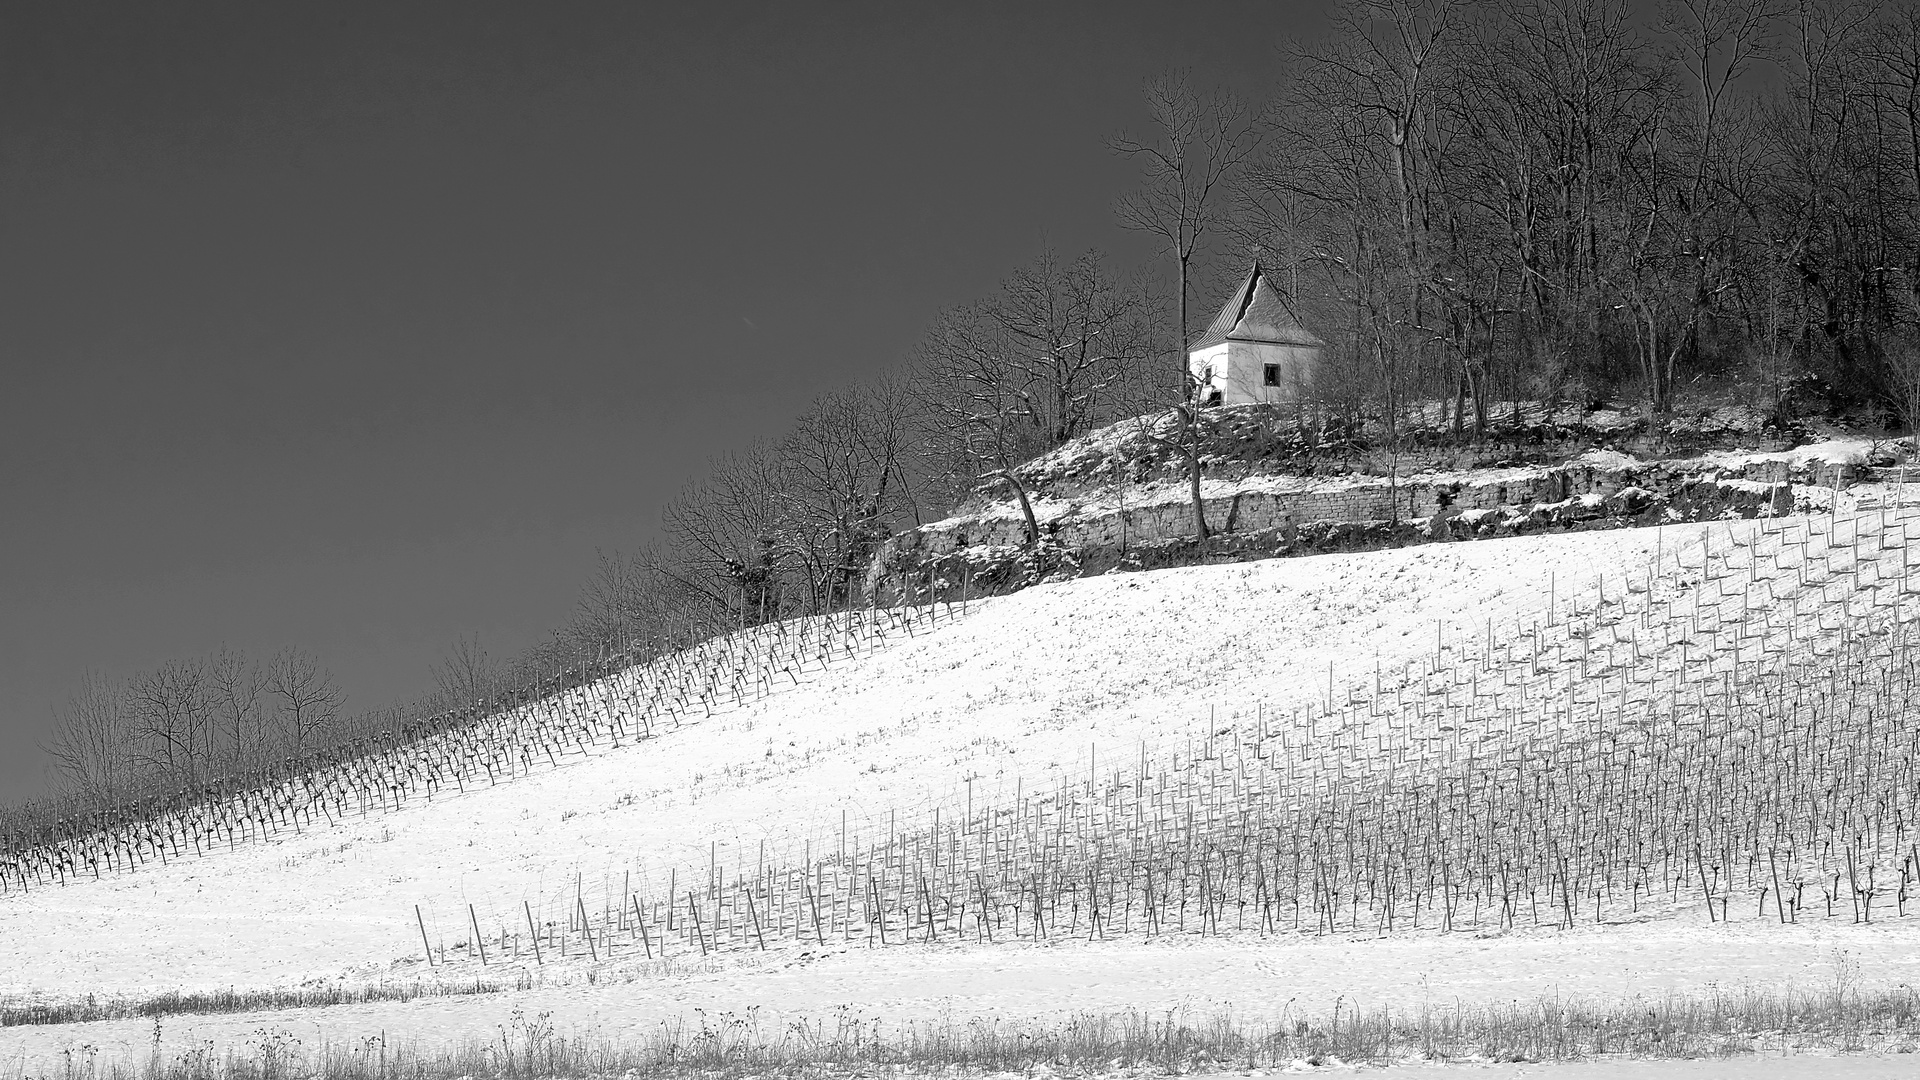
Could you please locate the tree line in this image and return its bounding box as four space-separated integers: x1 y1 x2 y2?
1242 0 1920 435
42 648 344 807
643 0 1920 631
28 0 1920 818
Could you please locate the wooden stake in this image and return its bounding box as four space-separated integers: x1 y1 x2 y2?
416 905 434 966
524 900 543 965
469 903 488 965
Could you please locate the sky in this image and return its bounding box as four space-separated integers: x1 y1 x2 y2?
0 0 1331 804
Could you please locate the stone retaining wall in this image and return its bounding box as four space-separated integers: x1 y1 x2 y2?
865 454 1799 606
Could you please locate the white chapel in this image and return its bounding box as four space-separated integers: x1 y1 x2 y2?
1187 265 1324 406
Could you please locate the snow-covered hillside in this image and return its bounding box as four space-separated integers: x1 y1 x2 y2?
5 527 1712 993
8 514 1920 1072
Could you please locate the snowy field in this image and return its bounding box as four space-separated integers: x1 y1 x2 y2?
10 916 1920 1069
6 518 1917 1072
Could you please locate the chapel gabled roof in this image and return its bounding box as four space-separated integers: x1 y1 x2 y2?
1188 265 1325 351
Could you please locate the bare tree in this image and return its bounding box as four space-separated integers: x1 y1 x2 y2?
1245 0 1463 435
129 658 215 790
1726 1 1875 414
1863 3 1920 401
571 550 648 660
1112 72 1262 397
1608 0 1780 416
433 633 501 711
206 647 265 772
663 443 794 624
264 647 345 758
779 378 920 609
912 248 1157 537
41 671 137 805
1134 403 1215 546
913 297 1046 533
1320 0 1457 334
1245 87 1416 429
1884 336 1920 432
1239 0 1826 426
994 250 1162 442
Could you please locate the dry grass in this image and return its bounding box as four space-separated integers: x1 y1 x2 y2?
0 976 521 1028
19 979 1920 1080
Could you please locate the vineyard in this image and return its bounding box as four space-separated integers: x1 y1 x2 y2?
431 504 1920 964
10 507 1920 1074
0 601 955 895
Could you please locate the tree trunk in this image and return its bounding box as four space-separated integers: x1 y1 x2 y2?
1178 253 1191 400
1188 449 1208 546
1182 407 1209 547
996 470 1041 547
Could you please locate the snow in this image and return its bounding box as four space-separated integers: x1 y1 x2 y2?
6 517 1914 1072
11 528 1741 996
11 917 1920 1069
1707 436 1912 474
1579 447 1638 466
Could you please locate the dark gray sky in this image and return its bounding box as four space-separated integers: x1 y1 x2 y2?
0 1 1327 803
